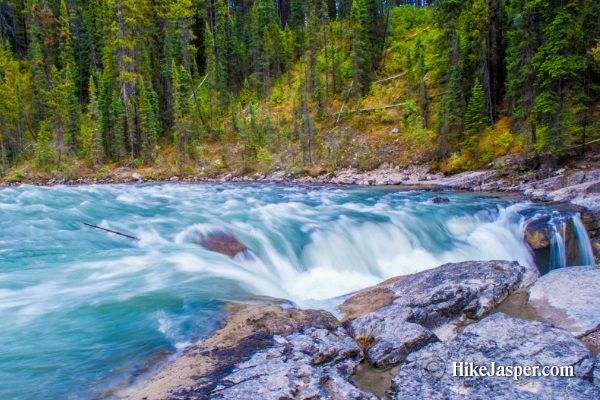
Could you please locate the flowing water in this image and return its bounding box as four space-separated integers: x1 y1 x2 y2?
0 183 593 399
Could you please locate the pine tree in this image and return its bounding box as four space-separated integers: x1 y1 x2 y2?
137 76 159 158
171 60 184 155
463 77 488 159
27 3 48 134
350 0 384 102
505 0 541 145
109 89 126 161
57 0 80 148
88 76 103 167
532 1 590 159
45 65 70 170
0 46 22 174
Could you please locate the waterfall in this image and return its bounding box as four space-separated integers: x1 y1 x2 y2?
549 222 567 270
522 209 594 274
573 215 595 266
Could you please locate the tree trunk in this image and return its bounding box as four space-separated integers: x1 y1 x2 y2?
0 141 7 177
322 23 329 107
581 109 587 155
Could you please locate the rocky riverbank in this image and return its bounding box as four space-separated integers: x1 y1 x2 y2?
121 260 600 399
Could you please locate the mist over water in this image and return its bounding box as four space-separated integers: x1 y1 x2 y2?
0 183 591 399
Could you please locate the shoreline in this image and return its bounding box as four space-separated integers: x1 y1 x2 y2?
120 261 600 399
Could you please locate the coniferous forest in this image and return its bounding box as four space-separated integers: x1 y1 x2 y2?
0 0 599 180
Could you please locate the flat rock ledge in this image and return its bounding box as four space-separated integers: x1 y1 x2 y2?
126 261 600 399
529 266 600 338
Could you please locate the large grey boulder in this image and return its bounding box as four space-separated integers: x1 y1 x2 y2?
529 265 600 338
389 313 599 399
339 261 534 368
127 304 374 400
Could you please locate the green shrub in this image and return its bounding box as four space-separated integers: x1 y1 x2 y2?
494 160 506 172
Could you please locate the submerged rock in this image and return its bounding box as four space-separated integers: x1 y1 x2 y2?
431 196 450 204
127 304 374 400
195 232 249 258
389 313 599 399
529 265 600 338
339 261 533 368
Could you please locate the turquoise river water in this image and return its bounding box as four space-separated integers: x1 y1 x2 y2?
0 183 593 399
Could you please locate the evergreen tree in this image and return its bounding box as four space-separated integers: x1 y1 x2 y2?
27 2 48 134
137 76 159 158
437 68 463 158
531 0 590 159
109 89 126 161
88 76 103 167
350 0 381 100
505 0 540 144
44 66 70 169
463 77 488 159
57 0 80 147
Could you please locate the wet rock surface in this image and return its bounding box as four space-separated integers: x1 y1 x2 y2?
185 229 249 258
127 304 374 400
339 261 533 368
389 313 599 399
197 233 249 258
529 266 600 338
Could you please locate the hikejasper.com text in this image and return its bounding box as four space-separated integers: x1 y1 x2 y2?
452 362 574 381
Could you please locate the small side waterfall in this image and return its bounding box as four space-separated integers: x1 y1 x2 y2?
549 222 566 270
573 216 595 266
522 210 594 274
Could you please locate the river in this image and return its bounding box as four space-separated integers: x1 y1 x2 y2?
0 183 593 399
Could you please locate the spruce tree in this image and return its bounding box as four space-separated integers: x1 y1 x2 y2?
45 66 70 170
88 76 103 167
505 0 541 145
27 5 48 134
109 89 126 161
531 0 590 159
57 0 80 148
464 77 488 159
137 76 159 158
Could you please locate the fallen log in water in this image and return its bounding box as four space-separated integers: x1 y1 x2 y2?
83 222 140 241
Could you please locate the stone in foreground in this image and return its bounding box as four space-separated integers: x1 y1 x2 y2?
529 265 600 337
390 313 599 399
126 304 374 400
339 261 533 368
